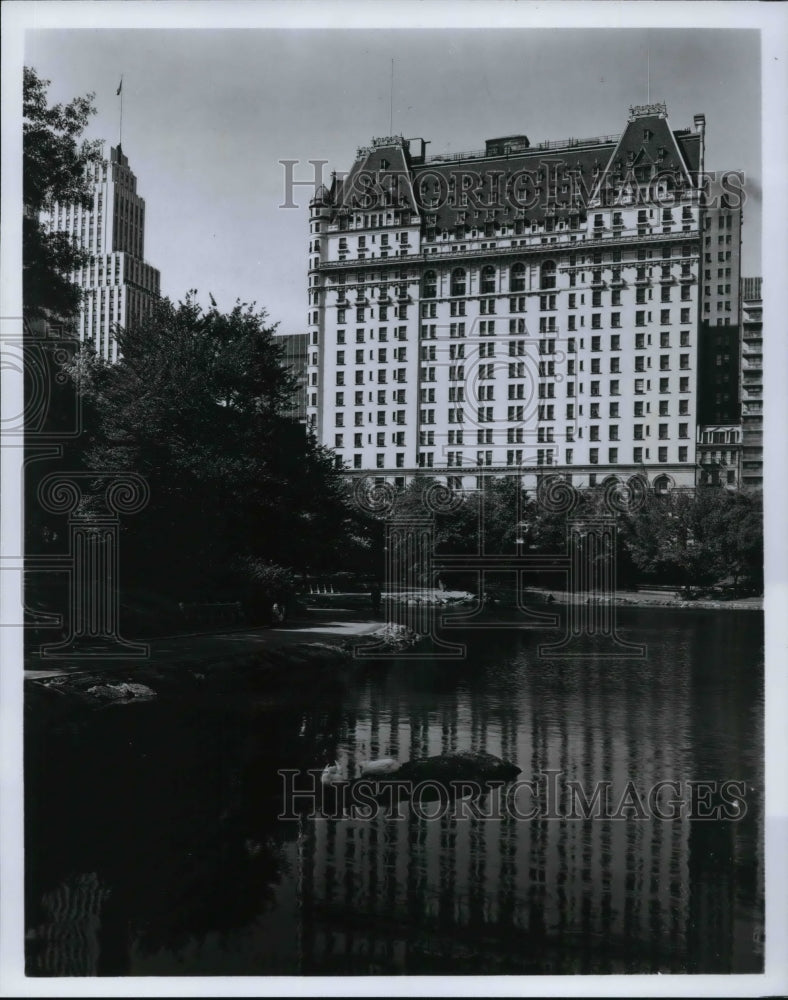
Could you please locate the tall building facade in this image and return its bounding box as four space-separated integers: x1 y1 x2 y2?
740 277 763 489
695 174 744 489
48 145 161 361
273 331 309 424
306 104 743 493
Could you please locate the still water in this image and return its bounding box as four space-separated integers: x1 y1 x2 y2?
25 607 764 976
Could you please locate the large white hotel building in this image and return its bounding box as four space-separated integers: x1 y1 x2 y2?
48 144 161 361
306 103 743 492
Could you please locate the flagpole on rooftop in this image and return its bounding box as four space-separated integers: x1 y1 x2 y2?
117 76 123 148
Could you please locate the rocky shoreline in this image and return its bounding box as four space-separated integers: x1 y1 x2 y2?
24 622 420 719
376 588 763 613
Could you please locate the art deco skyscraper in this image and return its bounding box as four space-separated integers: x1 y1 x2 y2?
48 144 161 361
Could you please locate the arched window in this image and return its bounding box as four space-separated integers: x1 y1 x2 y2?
481 265 496 294
653 474 671 495
540 260 556 290
451 268 466 297
422 270 437 299
510 262 526 292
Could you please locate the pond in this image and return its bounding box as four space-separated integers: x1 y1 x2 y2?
25 607 764 976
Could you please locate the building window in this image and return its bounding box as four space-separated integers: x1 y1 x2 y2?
510 262 526 292
540 260 556 290
451 268 466 296
422 270 437 298
481 265 496 294
658 447 668 463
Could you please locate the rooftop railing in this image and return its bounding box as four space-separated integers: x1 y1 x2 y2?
423 133 622 164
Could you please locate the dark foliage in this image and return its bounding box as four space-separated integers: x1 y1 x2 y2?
23 66 102 321
68 295 368 598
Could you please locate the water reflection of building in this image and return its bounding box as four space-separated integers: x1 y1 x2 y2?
292 636 745 974
27 872 110 976
685 617 764 973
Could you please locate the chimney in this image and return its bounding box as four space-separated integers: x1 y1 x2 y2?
693 113 706 184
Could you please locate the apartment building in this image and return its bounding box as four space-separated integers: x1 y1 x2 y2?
48 144 161 361
740 277 763 489
273 331 309 424
695 174 744 488
307 104 734 493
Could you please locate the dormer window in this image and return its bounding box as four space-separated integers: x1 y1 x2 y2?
643 128 654 141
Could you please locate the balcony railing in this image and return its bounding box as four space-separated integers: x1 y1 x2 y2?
319 229 700 272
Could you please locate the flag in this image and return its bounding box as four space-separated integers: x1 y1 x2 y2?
116 78 122 96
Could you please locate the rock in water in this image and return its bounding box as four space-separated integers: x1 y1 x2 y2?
345 750 521 811
85 682 156 703
397 750 520 784
359 757 401 777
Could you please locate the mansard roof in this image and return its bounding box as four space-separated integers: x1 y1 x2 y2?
329 107 702 232
334 136 419 214
591 104 696 199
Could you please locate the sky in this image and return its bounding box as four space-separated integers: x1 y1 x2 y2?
24 25 762 337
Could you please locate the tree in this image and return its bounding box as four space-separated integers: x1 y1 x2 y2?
69 295 360 598
621 487 763 592
23 69 104 619
23 65 101 321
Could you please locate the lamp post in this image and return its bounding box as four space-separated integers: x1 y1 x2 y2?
515 520 531 558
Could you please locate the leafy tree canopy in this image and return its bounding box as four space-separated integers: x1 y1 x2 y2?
69 295 365 596
23 65 102 320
